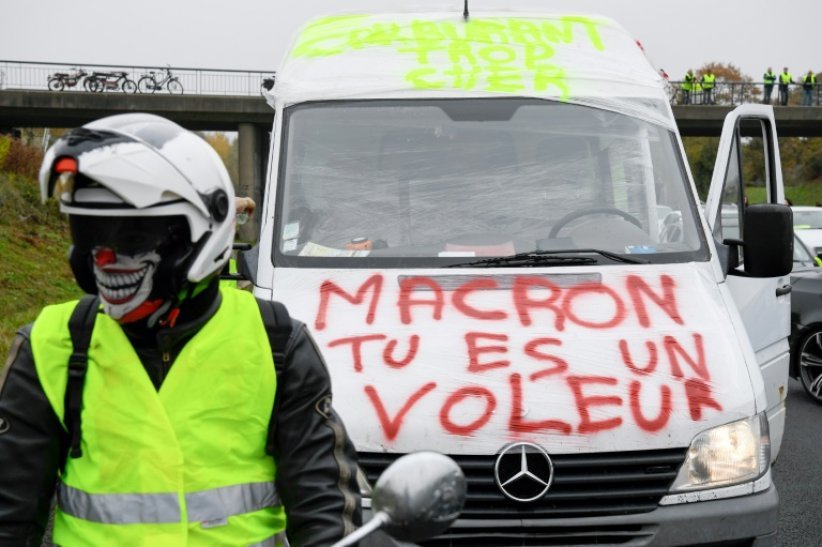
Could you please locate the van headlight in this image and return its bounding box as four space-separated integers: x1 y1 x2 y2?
669 413 770 492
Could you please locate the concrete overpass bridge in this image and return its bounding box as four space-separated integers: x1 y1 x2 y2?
4 88 822 135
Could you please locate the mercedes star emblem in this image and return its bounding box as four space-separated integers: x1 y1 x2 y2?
494 441 554 502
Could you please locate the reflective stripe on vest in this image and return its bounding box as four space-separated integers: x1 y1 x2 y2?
187 481 280 522
59 481 279 524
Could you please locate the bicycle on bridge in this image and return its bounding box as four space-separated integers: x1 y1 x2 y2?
137 66 184 94
86 71 137 93
47 67 91 91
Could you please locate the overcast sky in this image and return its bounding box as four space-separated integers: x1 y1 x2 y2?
2 0 818 80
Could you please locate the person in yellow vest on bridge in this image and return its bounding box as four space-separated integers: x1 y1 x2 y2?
680 68 696 105
802 70 817 107
700 69 716 105
763 67 777 104
779 67 793 106
0 114 362 546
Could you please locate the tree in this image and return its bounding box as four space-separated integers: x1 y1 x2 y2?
682 136 719 200
696 62 757 103
202 132 239 185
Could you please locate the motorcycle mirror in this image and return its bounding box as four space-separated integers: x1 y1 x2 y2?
374 451 466 542
331 452 466 547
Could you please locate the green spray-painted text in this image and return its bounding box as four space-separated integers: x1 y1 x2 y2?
291 15 607 98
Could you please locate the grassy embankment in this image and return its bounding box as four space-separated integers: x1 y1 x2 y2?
747 184 822 206
0 143 81 358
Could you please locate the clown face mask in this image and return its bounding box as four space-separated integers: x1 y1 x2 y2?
69 215 193 325
92 246 163 322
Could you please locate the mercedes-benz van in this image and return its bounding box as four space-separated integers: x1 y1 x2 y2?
245 11 793 545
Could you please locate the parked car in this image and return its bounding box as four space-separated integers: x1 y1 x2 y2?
792 205 822 258
790 233 822 404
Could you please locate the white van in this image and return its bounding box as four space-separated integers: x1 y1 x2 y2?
245 11 794 545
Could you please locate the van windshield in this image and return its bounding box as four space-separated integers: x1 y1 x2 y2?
274 98 707 268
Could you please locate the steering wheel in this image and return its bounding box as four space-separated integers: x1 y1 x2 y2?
548 207 643 238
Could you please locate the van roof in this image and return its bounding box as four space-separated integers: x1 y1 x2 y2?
273 11 668 112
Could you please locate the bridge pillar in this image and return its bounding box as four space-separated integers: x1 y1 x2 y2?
237 123 265 242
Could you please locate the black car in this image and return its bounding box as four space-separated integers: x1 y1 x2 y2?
790 234 822 404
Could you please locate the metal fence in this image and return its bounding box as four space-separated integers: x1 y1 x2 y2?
666 80 821 107
0 60 275 97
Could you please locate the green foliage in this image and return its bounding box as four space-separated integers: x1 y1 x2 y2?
0 136 11 168
682 137 719 200
684 136 822 202
780 137 822 184
202 132 239 185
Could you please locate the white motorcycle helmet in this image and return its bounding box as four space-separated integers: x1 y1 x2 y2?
39 113 235 324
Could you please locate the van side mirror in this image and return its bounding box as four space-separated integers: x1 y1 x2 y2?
738 203 793 278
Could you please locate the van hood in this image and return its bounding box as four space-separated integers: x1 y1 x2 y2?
270 262 755 454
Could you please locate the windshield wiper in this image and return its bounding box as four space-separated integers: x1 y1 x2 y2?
445 248 648 268
545 248 650 264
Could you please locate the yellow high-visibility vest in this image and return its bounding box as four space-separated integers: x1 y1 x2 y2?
701 73 716 89
31 288 286 546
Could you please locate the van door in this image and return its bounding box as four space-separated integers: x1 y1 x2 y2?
704 104 789 459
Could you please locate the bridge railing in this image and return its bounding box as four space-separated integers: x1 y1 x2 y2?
2 61 818 105
0 60 275 96
667 80 821 107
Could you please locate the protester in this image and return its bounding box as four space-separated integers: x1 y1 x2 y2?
701 68 716 105
681 69 696 105
802 70 817 106
763 67 777 104
0 113 362 546
779 67 793 106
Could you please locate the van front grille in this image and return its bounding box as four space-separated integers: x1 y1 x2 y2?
359 448 686 523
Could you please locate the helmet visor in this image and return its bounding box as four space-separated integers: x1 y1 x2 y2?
69 215 191 256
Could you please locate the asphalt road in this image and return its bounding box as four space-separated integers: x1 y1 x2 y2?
772 378 822 546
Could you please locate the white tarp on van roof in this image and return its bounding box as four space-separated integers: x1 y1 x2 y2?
273 11 674 130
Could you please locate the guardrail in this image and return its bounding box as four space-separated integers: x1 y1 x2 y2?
666 80 821 107
0 60 275 97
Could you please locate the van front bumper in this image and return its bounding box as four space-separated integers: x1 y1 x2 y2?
375 482 779 546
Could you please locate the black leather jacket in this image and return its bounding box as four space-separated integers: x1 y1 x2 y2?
0 291 362 547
